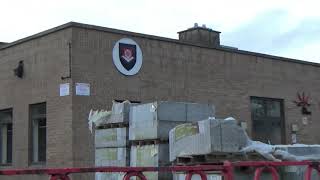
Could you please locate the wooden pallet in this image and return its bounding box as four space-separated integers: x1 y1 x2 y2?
130 139 169 146
173 152 265 165
96 122 129 129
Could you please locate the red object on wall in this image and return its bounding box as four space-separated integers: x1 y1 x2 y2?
294 92 312 115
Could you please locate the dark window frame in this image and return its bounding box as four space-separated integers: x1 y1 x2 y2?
0 108 13 166
29 103 46 164
250 96 286 144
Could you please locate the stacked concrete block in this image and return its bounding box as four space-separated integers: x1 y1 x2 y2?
95 147 129 166
95 101 132 180
130 144 172 180
108 100 132 123
169 118 248 161
95 128 128 148
128 101 214 180
95 146 129 180
129 101 215 140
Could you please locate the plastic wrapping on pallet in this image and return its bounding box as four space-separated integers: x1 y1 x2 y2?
173 172 222 180
129 101 215 140
275 144 320 158
88 110 112 132
130 144 172 180
242 141 320 161
88 101 132 133
169 117 248 162
95 147 129 167
95 128 128 148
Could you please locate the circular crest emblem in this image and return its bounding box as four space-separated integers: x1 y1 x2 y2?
112 38 143 75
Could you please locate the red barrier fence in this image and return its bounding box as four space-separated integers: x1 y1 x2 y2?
0 161 319 180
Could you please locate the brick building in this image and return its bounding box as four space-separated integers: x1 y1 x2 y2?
0 22 319 180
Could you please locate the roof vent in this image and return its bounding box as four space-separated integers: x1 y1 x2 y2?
194 23 198 28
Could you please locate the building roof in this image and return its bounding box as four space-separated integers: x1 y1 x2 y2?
1 21 319 67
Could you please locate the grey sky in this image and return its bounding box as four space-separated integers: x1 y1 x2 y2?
1 0 320 62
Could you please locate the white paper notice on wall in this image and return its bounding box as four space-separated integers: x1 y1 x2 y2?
76 83 90 96
59 83 70 96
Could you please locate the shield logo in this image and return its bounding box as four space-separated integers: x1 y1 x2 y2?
112 38 143 76
119 43 137 71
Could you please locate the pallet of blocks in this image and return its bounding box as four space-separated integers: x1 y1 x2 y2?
129 101 215 180
129 101 215 140
93 101 133 180
169 117 320 180
169 117 249 164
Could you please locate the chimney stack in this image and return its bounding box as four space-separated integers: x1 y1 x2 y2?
178 23 220 47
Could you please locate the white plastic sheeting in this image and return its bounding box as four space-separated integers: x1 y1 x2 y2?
88 110 111 133
88 100 132 133
242 142 320 161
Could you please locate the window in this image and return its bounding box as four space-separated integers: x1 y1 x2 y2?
251 97 282 118
0 109 13 165
30 103 46 163
250 97 285 144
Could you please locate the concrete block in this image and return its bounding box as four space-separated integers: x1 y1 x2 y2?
95 147 129 167
130 144 171 180
129 101 215 140
221 120 248 152
95 128 128 148
108 101 132 123
169 118 248 161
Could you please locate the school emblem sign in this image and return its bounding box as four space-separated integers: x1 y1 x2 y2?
112 38 142 75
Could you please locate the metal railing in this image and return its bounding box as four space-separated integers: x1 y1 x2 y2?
0 161 319 180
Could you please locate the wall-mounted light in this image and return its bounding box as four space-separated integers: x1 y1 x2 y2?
14 60 24 78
